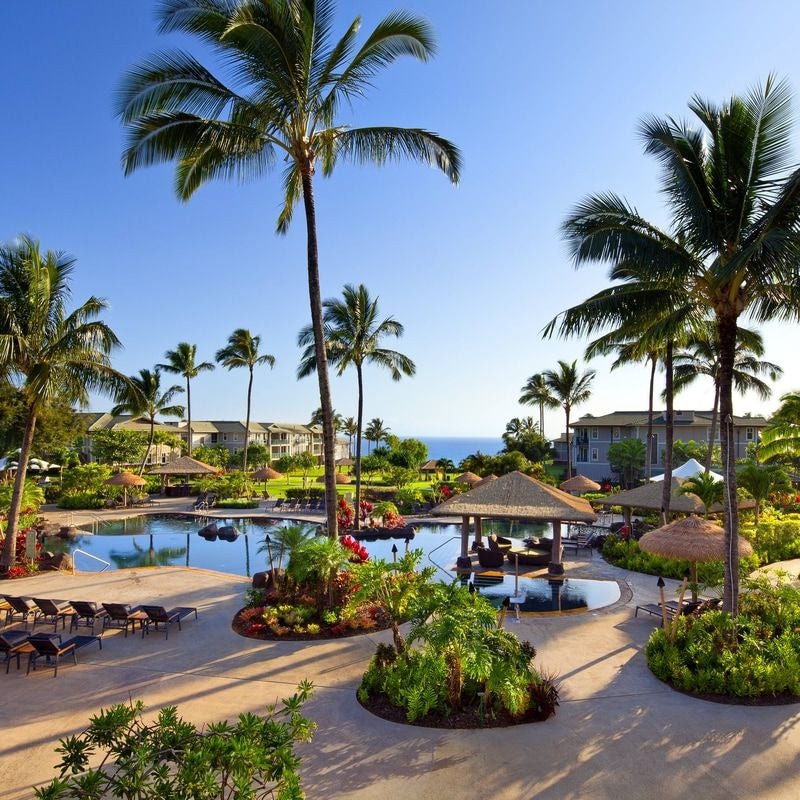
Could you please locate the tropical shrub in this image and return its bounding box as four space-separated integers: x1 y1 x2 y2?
33 688 315 800
285 487 324 500
740 516 800 563
646 575 800 697
60 463 112 496
57 492 106 510
216 498 259 509
394 486 424 512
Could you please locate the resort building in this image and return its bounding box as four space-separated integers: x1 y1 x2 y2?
78 414 349 465
551 409 769 481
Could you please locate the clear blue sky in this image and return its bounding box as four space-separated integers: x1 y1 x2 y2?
2 1 799 438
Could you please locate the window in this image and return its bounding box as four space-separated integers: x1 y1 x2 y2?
222 434 227 442
746 427 754 441
591 448 599 462
650 433 658 465
161 453 167 464
578 446 588 463
591 426 599 439
210 433 218 444
612 427 620 439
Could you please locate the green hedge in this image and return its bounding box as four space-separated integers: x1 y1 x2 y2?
215 498 260 509
58 493 106 510
285 487 325 500
646 576 800 697
741 516 800 564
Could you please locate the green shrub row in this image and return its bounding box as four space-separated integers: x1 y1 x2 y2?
57 492 106 510
741 516 800 564
215 498 260 509
285 487 325 500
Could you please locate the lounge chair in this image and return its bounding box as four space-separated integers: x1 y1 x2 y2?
2 595 37 628
0 630 31 673
488 534 513 555
140 605 198 639
69 601 108 632
32 598 76 632
102 603 146 637
26 633 102 677
634 598 718 625
272 498 284 511
563 526 596 557
476 546 505 569
192 496 208 511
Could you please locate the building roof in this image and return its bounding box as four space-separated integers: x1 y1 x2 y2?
571 410 769 428
77 413 178 435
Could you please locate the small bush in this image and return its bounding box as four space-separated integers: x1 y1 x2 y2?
58 492 105 510
216 498 259 509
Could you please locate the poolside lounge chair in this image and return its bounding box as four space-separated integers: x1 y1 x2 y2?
69 601 108 632
26 633 102 677
32 598 76 632
634 598 719 625
2 596 38 628
0 630 31 673
140 605 198 639
102 603 146 637
272 498 284 511
563 526 596 557
192 496 208 511
476 546 504 569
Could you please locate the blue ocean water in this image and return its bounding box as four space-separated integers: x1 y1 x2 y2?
412 436 504 464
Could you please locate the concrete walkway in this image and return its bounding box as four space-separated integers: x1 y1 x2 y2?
3 513 800 798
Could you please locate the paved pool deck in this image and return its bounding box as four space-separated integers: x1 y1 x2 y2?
3 506 799 799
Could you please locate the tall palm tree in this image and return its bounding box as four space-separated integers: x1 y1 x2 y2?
117 0 460 537
364 418 390 453
672 327 782 471
559 77 800 612
215 329 275 471
757 392 800 466
112 369 185 474
0 236 124 570
158 343 214 457
341 416 358 458
298 284 414 529
518 374 557 438
309 407 342 431
541 360 595 479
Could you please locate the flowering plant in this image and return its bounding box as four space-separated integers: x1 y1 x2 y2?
358 500 373 522
337 497 355 529
340 535 369 563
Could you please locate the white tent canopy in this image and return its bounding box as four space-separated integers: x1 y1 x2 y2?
650 457 723 483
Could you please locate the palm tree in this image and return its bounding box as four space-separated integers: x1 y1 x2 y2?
678 472 724 519
757 392 800 467
519 374 557 438
364 418 390 454
117 0 460 538
437 457 455 481
672 328 782 471
560 77 800 612
158 343 214 457
215 329 275 471
0 236 124 570
309 407 342 432
112 369 185 474
541 360 595 479
298 284 414 529
737 462 790 525
341 416 358 458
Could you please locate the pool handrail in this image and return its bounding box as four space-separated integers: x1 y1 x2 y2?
71 549 111 574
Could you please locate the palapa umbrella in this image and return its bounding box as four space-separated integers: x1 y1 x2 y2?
317 472 352 484
252 466 282 496
559 474 601 494
639 515 754 601
454 471 482 487
105 471 146 507
472 474 498 489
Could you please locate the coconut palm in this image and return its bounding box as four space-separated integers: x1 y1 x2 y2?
158 343 214 457
215 329 275 471
298 284 415 529
757 392 800 466
672 328 782 471
364 418 390 454
117 0 460 538
0 236 124 570
111 369 185 475
678 472 724 518
519 373 557 438
541 361 595 479
559 77 800 612
737 462 790 525
437 457 455 481
309 407 342 432
341 416 358 458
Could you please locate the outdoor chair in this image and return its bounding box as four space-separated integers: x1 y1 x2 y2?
272 498 284 511
476 546 505 569
102 603 146 637
284 500 299 513
192 497 208 511
563 526 596 557
2 596 38 628
140 605 198 639
26 633 102 677
32 598 76 632
69 601 108 632
0 630 31 673
488 535 513 555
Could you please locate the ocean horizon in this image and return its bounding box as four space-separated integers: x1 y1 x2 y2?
356 435 504 464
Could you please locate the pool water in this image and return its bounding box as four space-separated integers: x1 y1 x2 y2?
46 515 620 613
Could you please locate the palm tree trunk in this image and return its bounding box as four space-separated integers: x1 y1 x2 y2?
186 376 192 457
718 312 740 614
660 341 674 524
301 168 338 538
565 405 572 479
354 364 364 532
243 366 253 472
140 418 155 476
0 408 37 570
706 384 720 474
645 355 656 480
539 400 545 438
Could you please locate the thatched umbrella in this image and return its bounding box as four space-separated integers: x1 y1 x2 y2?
335 457 354 471
149 455 219 495
639 515 754 600
472 474 498 489
105 471 146 507
252 466 283 496
317 472 352 484
560 474 601 494
454 471 482 487
433 470 595 575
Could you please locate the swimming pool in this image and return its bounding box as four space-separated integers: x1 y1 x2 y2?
45 514 620 612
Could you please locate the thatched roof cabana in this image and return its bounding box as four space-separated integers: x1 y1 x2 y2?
454 471 482 487
433 471 595 575
472 474 498 489
601 478 705 514
335 457 354 468
149 456 218 476
560 474 601 493
317 472 352 484
105 471 147 507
